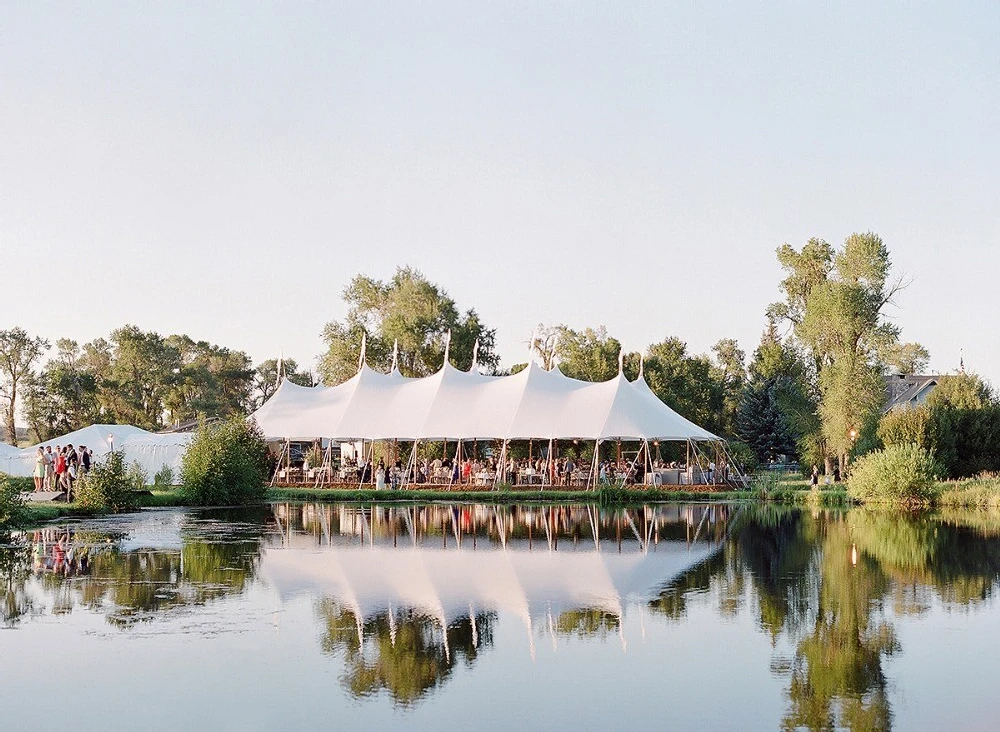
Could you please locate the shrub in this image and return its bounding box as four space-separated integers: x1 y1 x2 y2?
180 417 270 506
847 443 939 506
749 471 780 498
128 461 149 489
153 465 175 487
726 440 759 475
0 474 28 528
75 451 140 513
878 407 934 452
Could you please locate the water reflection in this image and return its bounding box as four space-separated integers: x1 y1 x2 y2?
318 601 495 706
4 503 1000 727
267 503 730 703
2 509 266 628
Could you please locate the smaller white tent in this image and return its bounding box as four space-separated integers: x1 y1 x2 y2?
0 425 191 482
0 442 23 477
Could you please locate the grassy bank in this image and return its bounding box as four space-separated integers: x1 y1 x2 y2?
937 476 1000 509
19 478 1000 527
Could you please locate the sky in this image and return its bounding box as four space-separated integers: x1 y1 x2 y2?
2 2 997 385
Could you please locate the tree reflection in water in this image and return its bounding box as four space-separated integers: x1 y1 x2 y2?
317 600 495 706
2 508 266 628
6 501 1000 726
1 533 35 627
706 506 1000 732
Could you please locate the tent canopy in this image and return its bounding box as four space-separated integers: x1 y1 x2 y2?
252 360 720 442
0 425 191 479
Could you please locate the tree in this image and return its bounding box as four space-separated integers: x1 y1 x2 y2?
318 267 499 384
251 358 313 409
0 328 49 444
712 338 746 437
98 325 179 429
22 339 101 441
736 326 803 463
771 233 918 471
925 372 1000 477
882 342 931 375
643 337 724 435
552 325 626 382
163 335 254 423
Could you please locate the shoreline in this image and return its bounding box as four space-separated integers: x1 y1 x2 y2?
16 485 848 527
15 475 999 527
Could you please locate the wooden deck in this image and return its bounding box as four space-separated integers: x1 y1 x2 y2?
270 481 733 493
21 491 67 503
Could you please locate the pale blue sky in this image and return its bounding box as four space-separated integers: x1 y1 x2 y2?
2 3 997 383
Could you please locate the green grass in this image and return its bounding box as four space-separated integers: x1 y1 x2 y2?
936 476 1000 509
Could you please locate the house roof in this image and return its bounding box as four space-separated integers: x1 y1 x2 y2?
884 373 941 412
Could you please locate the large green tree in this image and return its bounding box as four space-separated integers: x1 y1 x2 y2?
736 324 810 463
551 325 627 382
162 335 254 424
22 339 101 441
771 233 924 470
643 337 725 435
0 328 49 444
318 267 499 384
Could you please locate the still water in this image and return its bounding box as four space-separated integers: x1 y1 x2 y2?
3 502 1000 731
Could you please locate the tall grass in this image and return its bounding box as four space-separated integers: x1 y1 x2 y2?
937 475 1000 509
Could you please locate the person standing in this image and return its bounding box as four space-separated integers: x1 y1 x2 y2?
44 446 55 489
55 448 67 492
375 460 386 490
810 465 819 487
33 448 47 492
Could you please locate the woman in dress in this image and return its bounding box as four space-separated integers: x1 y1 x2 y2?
375 459 386 490
33 447 47 492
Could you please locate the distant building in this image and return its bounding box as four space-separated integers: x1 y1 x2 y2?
884 373 943 413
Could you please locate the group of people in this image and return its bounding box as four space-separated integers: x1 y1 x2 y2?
338 453 722 488
33 444 93 494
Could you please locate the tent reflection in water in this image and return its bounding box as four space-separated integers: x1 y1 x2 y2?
265 502 727 704
253 340 741 487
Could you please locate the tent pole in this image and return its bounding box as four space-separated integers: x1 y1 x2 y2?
494 439 508 490
270 440 287 487
686 440 691 485
546 438 554 489
591 440 600 490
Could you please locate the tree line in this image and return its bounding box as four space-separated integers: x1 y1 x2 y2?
2 236 997 478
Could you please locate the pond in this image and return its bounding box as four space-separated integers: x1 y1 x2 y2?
3 502 1000 731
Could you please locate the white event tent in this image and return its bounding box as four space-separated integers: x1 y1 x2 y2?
0 425 192 480
252 352 731 486
254 359 720 443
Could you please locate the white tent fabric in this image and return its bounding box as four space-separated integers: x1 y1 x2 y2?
263 539 721 631
252 360 719 442
0 425 191 480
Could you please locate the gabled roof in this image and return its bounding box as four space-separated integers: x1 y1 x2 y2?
884 373 941 412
